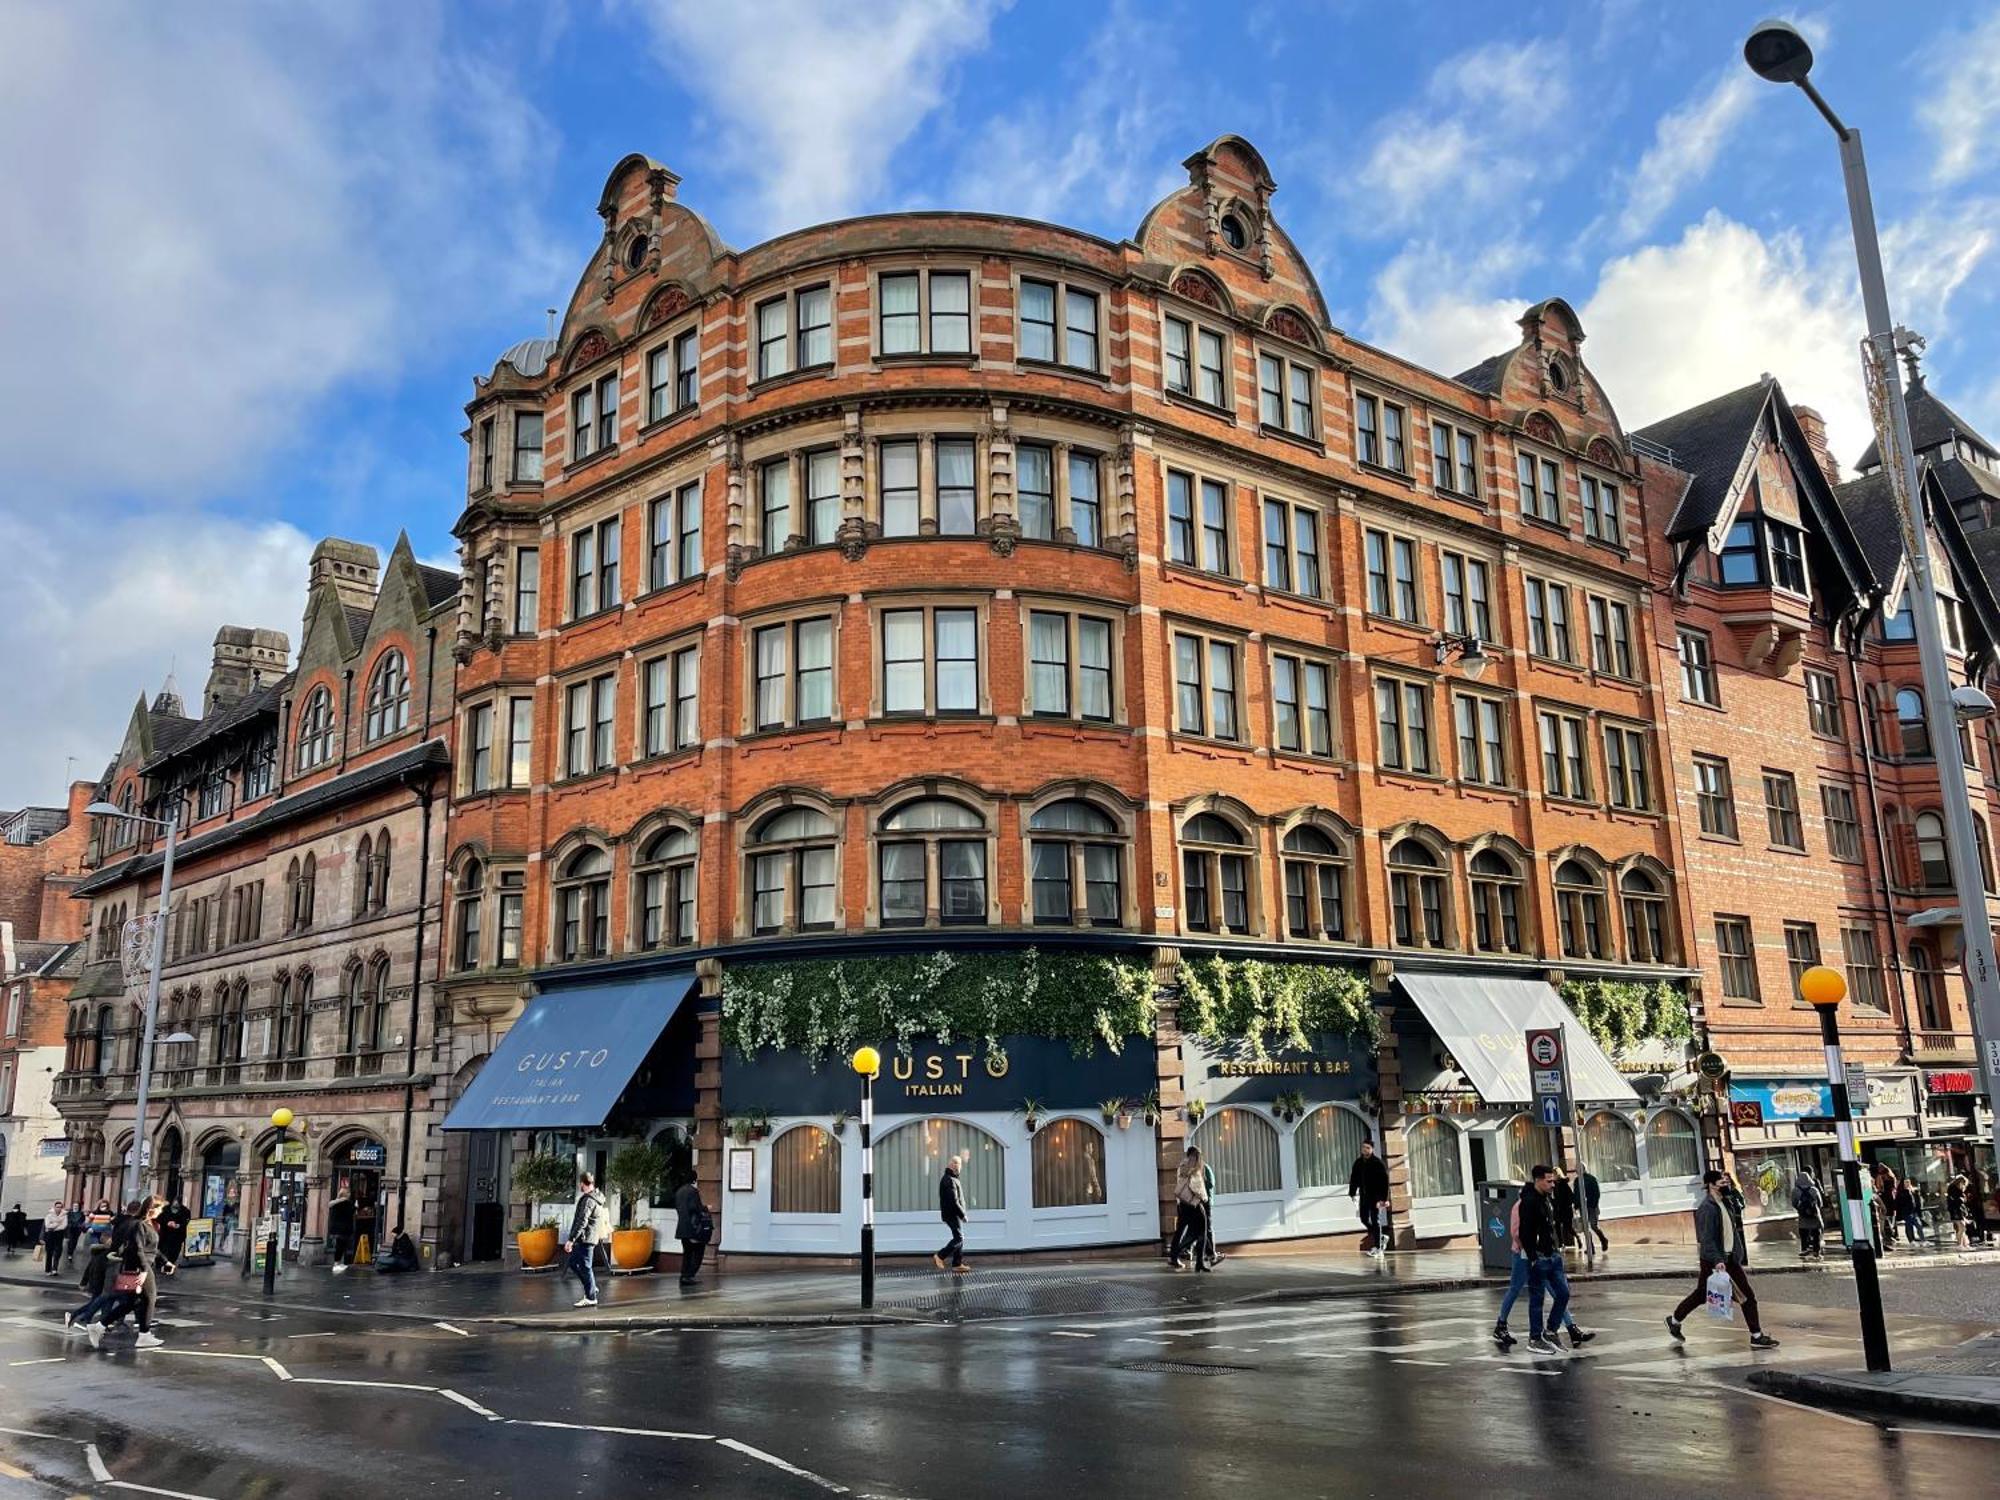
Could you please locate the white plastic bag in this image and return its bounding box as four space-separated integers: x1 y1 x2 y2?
1705 1267 1736 1322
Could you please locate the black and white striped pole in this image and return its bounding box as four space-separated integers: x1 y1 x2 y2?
852 1045 880 1309
1800 965 1891 1371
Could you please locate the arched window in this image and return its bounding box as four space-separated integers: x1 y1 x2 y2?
1031 1117 1107 1207
1501 1114 1558 1180
1191 1108 1281 1195
219 981 247 1066
875 1119 1005 1212
1977 819 1997 895
634 828 697 949
343 964 369 1053
372 831 391 912
556 846 612 960
1388 837 1448 948
1181 812 1252 935
1281 826 1348 941
1915 811 1951 888
295 687 335 771
96 1007 118 1076
1643 1110 1700 1179
877 799 987 928
1620 868 1669 962
1027 798 1123 927
367 957 392 1052
1468 848 1525 955
289 972 313 1060
747 808 837 936
364 650 411 741
1581 1112 1639 1183
770 1125 841 1214
289 853 317 931
1910 942 1948 1031
1554 858 1608 960
1896 688 1931 757
272 973 294 1059
1405 1117 1464 1199
454 859 484 972
355 834 375 913
1295 1106 1367 1190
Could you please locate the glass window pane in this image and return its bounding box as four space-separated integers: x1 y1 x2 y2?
883 610 925 713
1406 1118 1464 1198
1032 1118 1107 1207
1582 1113 1640 1183
1191 1108 1281 1195
937 438 977 534
1018 444 1054 539
1644 1112 1700 1178
1295 1106 1366 1189
771 1126 841 1213
876 1120 1006 1212
879 842 925 923
879 272 919 354
935 609 977 712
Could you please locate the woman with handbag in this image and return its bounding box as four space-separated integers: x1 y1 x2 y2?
87 1198 168 1350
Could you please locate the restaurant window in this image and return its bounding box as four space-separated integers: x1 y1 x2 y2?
569 371 617 461
1896 689 1931 757
1272 652 1334 759
1715 915 1759 1001
1763 771 1804 849
1502 1116 1559 1180
555 847 611 961
877 1120 1005 1212
1364 529 1421 622
1579 474 1622 544
1678 629 1718 705
1388 836 1448 948
1469 848 1525 955
1582 1113 1640 1183
1031 1118 1107 1208
1295 1106 1367 1190
1431 420 1479 497
1783 920 1821 1004
1026 608 1115 722
1554 858 1608 960
1281 825 1347 941
1257 351 1317 438
880 605 979 717
1841 924 1888 1012
1262 498 1322 598
1454 692 1508 787
1620 868 1669 963
1515 448 1562 523
1027 799 1123 928
1375 675 1434 774
1914 811 1951 888
1524 577 1572 661
750 615 835 731
1644 1110 1700 1179
1805 670 1843 737
748 806 838 935
1354 391 1407 472
770 1126 841 1214
568 516 620 618
1538 709 1590 800
649 481 702 587
1172 631 1242 742
1405 1117 1463 1199
633 827 697 950
363 650 411 742
1587 596 1634 678
1017 278 1098 371
877 798 988 928
1191 1109 1281 1195
1441 552 1492 642
294 687 335 772
512 410 544 483
646 324 703 422
878 269 971 356
1693 755 1736 838
1180 812 1252 936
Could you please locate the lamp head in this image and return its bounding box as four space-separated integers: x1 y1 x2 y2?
1951 684 1994 722
851 1045 881 1079
85 802 125 819
1459 638 1491 682
1798 964 1847 1008
1744 20 1813 84
270 1107 295 1130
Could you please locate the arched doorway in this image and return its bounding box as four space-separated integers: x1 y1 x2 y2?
330 1137 388 1262
158 1126 185 1205
199 1140 242 1253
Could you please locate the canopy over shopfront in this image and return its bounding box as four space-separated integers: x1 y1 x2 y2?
1395 973 1638 1106
442 969 698 1132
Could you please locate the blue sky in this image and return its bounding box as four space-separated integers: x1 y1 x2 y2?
2 0 1997 805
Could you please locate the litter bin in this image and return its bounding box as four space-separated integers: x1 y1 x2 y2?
1478 1181 1521 1273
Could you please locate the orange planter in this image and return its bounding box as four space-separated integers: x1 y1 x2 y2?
610 1227 656 1270
515 1225 560 1269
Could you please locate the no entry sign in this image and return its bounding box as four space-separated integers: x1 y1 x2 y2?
1527 1029 1563 1069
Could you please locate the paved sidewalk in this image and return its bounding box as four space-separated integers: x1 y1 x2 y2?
0 1239 1882 1331
1750 1331 2000 1427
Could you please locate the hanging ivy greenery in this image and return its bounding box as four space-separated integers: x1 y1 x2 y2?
1560 977 1692 1052
721 949 1157 1066
1178 956 1377 1059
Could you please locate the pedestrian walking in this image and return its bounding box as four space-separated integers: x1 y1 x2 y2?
1967 1163 1993 1245
1 1203 26 1256
86 1197 168 1350
64 1203 84 1265
157 1199 190 1268
933 1154 970 1273
1517 1165 1594 1352
85 1200 113 1249
1576 1166 1608 1255
63 1242 118 1334
1870 1163 1898 1248
1894 1178 1925 1248
1491 1191 1529 1348
1790 1170 1825 1260
1347 1137 1390 1256
41 1200 66 1274
1551 1169 1578 1250
325 1189 356 1274
673 1173 712 1286
1947 1173 1972 1249
561 1172 608 1308
1667 1171 1779 1349
1199 1155 1222 1269
1167 1147 1210 1271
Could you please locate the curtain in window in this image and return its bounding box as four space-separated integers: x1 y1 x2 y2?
1501 1115 1559 1179
1644 1111 1700 1179
1581 1112 1640 1183
1406 1117 1464 1199
1030 1118 1106 1207
875 1119 1005 1212
770 1126 841 1213
1191 1108 1280 1195
1294 1106 1366 1190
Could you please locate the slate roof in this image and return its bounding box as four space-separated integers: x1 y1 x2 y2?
76 739 450 897
1453 353 1509 395
418 564 461 610
146 712 200 759
1631 380 1772 540
139 676 289 773
1856 378 1997 472
6 939 83 981
1936 453 2000 514
1831 471 1906 586
343 604 373 642
1966 525 2000 599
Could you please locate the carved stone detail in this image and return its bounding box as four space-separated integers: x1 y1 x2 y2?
643 285 694 330
1269 308 1312 345
986 514 1020 558
1172 270 1223 310
567 330 611 371
836 516 871 563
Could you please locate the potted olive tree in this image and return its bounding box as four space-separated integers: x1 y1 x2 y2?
510 1152 578 1270
606 1141 671 1271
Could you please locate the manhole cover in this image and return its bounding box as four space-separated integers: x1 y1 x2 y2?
1119 1360 1252 1376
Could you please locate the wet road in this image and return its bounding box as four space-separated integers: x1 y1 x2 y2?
0 1271 1994 1498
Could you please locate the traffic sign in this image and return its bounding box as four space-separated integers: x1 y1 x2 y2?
1528 1029 1563 1069
1533 1069 1564 1096
1539 1095 1563 1126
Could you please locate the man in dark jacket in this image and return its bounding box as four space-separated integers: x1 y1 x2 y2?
933 1155 969 1273
673 1175 710 1286
325 1191 356 1274
1668 1170 1779 1348
156 1200 191 1269
1519 1164 1592 1353
1347 1138 1391 1255
1576 1166 1607 1256
64 1203 86 1265
561 1174 608 1308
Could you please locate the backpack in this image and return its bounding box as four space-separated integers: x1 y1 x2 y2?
687 1201 714 1245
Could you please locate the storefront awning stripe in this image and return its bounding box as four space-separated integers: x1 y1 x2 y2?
1394 973 1639 1107
441 969 698 1132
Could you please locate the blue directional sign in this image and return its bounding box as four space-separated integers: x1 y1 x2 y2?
1539 1094 1564 1126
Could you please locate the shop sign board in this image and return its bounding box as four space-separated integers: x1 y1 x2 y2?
184 1218 215 1262
727 1149 755 1193
345 1141 387 1167
1727 1078 1834 1121
1927 1070 1976 1096
276 1140 308 1166
1729 1100 1765 1129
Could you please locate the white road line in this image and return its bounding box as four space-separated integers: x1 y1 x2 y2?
1049 1331 1095 1339
434 1322 472 1337
511 1419 713 1441
85 1444 112 1482
6 1358 61 1367
109 1480 226 1499
717 1437 849 1493
0 1427 85 1444
1054 1304 1387 1332
439 1389 502 1421
1722 1384 1876 1426
1122 1337 1172 1344
1157 1310 1395 1339
1598 1352 1798 1377
1499 1366 1562 1377
1393 1358 1450 1366
262 1357 291 1381
149 1349 273 1363
286 1332 339 1340
1272 1336 1467 1354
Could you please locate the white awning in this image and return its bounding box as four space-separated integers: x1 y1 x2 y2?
1396 973 1639 1106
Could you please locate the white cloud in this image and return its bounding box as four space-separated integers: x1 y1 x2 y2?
622 0 1000 236
1363 241 1532 375
1924 11 2000 187
1614 70 1758 241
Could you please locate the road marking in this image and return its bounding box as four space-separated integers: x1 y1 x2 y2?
85 1445 111 1483
717 1437 849 1493
1054 1304 1386 1333
1887 1424 2000 1441
7 1358 62 1367
1393 1358 1450 1366
1156 1310 1394 1339
286 1332 339 1340
511 1419 713 1441
1049 1331 1095 1339
434 1322 472 1337
1122 1337 1172 1345
262 1358 292 1381
108 1481 226 1499
1499 1366 1562 1376
439 1389 502 1421
0 1459 30 1478
293 1377 436 1393
1725 1384 1876 1427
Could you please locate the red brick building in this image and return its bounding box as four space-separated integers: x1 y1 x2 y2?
438 137 1702 1263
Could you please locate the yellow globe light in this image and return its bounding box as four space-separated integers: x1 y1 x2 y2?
851 1045 881 1078
270 1107 295 1130
1798 965 1847 1008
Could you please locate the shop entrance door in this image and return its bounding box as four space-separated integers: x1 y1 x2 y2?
468 1133 503 1262
331 1139 388 1263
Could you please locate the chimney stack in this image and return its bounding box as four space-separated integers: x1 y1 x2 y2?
308 539 382 620
1791 405 1840 488
205 626 290 715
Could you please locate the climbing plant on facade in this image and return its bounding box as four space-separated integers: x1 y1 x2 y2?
1559 977 1692 1052
1176 955 1377 1059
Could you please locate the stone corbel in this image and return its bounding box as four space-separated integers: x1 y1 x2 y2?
1741 624 1780 673
1771 631 1806 675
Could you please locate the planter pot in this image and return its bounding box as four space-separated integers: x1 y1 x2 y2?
515 1225 560 1269
1025 1118 1040 1134
610 1227 656 1271
1117 1113 1132 1130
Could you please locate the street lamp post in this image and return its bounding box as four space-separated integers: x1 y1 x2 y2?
86 800 180 1206
265 1107 295 1294
1799 965 1892 1370
1746 19 2000 1178
851 1045 880 1309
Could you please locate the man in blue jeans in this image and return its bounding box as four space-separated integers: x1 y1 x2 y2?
1494 1175 1596 1349
1518 1163 1593 1353
561 1173 608 1309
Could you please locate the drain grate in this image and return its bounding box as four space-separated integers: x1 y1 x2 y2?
1119 1360 1252 1376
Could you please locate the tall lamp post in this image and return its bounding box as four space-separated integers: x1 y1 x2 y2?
1745 20 2000 1176
1799 965 1892 1370
86 801 181 1205
265 1107 295 1294
851 1045 880 1309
